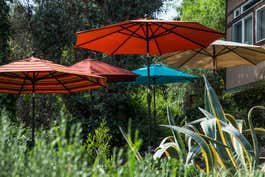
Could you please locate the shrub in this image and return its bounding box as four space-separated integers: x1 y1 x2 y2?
154 76 265 173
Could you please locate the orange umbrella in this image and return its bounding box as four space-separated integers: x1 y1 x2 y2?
70 58 138 82
76 19 223 55
0 57 106 145
75 18 223 147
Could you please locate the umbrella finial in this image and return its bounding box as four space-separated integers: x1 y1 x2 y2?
31 51 36 58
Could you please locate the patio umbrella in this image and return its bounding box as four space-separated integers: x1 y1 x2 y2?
0 56 107 145
160 40 265 69
131 64 197 125
70 58 138 119
75 18 223 147
70 58 138 82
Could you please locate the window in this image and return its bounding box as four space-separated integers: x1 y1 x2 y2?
256 5 265 42
232 14 253 44
234 8 241 19
242 0 261 12
243 15 253 44
233 21 242 42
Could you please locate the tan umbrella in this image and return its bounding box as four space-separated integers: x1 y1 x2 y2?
160 40 265 69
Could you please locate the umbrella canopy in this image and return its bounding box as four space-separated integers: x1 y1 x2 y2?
0 57 106 93
0 57 107 145
70 58 138 82
76 18 223 55
75 18 223 149
132 64 197 85
131 64 197 128
160 40 265 69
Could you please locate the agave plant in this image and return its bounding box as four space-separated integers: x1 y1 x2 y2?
154 76 265 173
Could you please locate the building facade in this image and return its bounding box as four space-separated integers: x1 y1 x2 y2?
226 0 265 89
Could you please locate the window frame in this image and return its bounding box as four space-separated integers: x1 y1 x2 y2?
241 0 262 13
255 4 265 43
234 8 241 19
232 13 254 44
232 20 243 43
243 13 254 44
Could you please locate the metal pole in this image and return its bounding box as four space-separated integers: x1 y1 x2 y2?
153 80 157 127
90 90 93 119
31 74 36 146
146 22 152 150
213 45 217 73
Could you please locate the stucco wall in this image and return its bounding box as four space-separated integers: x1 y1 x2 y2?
226 49 265 90
226 0 265 89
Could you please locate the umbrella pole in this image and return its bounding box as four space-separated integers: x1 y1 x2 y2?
213 46 217 73
153 80 157 127
31 81 36 146
147 54 151 150
146 22 152 151
90 90 93 119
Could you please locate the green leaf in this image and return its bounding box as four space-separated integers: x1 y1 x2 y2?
248 106 265 165
161 125 214 173
167 106 187 160
203 75 226 122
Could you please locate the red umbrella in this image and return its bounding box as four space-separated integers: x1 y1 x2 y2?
0 57 106 145
75 18 223 147
70 58 138 82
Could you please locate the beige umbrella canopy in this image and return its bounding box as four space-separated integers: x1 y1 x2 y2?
160 40 265 69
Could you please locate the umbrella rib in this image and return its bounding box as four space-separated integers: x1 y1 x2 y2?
37 71 58 81
153 22 207 48
119 24 145 39
48 72 71 93
118 31 143 39
140 24 147 38
159 51 180 61
149 26 162 55
76 23 139 47
22 72 33 82
111 25 143 55
215 47 229 56
150 26 177 39
162 22 224 35
0 73 26 80
216 46 239 56
149 25 162 38
18 78 27 95
194 48 213 57
224 46 257 65
76 75 106 88
241 47 265 54
178 48 204 68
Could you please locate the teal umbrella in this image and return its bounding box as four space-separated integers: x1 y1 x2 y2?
132 64 198 126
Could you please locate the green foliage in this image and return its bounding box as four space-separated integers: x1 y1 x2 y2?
0 108 265 176
85 120 112 164
5 0 166 148
0 0 10 64
224 87 265 146
177 0 225 32
155 76 265 174
0 110 204 177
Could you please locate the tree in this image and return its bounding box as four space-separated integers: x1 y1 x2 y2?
0 0 10 64
0 0 18 119
8 0 165 147
173 0 226 121
177 0 225 32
